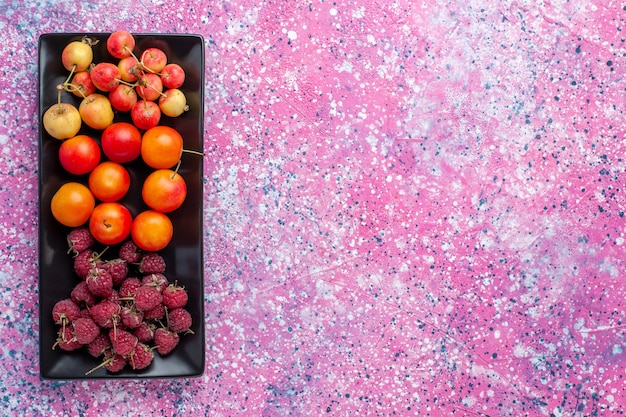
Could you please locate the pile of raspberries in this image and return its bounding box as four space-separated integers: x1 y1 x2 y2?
51 227 193 374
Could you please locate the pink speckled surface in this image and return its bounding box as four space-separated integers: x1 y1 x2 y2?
2 0 626 415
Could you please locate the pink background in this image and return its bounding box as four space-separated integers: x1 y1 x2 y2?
2 0 626 415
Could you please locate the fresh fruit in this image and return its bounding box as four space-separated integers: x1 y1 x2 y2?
138 252 167 274
87 333 111 357
89 300 121 328
134 285 163 311
109 328 138 356
101 122 142 163
70 281 96 307
73 317 100 344
86 267 114 298
58 135 101 175
68 71 96 98
118 56 140 82
131 100 161 130
162 283 188 310
159 88 187 117
136 72 163 102
129 342 154 370
119 240 141 263
140 125 183 169
119 276 142 298
160 63 185 89
131 210 173 251
43 102 82 140
107 30 135 59
74 249 99 279
54 327 82 351
90 62 121 92
142 273 168 293
108 84 138 112
168 308 192 333
88 161 131 202
61 40 93 72
79 93 114 130
140 47 167 73
51 182 95 227
142 169 187 213
52 298 81 326
89 202 133 245
67 227 95 255
102 258 129 286
154 327 179 355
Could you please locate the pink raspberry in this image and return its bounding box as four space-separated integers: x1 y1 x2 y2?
90 300 121 328
129 343 154 370
54 326 82 351
120 305 144 329
70 281 96 307
102 258 129 286
88 333 112 357
74 249 100 279
162 283 188 309
154 327 179 356
52 298 81 326
133 321 156 343
138 252 166 274
86 267 114 298
168 308 192 333
134 285 163 311
109 328 138 356
143 303 165 320
119 240 141 263
119 276 142 298
67 227 95 256
104 352 127 373
72 317 100 345
142 273 168 293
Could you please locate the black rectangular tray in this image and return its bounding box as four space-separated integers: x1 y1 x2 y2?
38 32 205 379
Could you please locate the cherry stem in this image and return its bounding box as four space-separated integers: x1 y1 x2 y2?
62 64 76 87
182 149 205 156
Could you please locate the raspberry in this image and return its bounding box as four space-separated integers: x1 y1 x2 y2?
138 252 166 274
168 308 192 333
162 283 188 309
143 303 165 320
102 258 129 286
78 308 92 319
133 321 156 343
74 249 101 279
90 300 121 328
54 326 82 351
119 277 142 298
154 328 179 356
119 240 141 264
142 273 168 293
88 333 112 357
70 282 96 307
104 352 126 373
86 267 114 298
134 285 163 311
67 227 95 256
72 317 100 345
121 305 144 329
52 298 81 326
129 343 154 370
106 289 121 304
109 328 138 356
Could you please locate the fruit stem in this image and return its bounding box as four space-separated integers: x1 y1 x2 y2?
172 160 182 177
62 64 77 87
182 149 205 156
85 357 113 376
